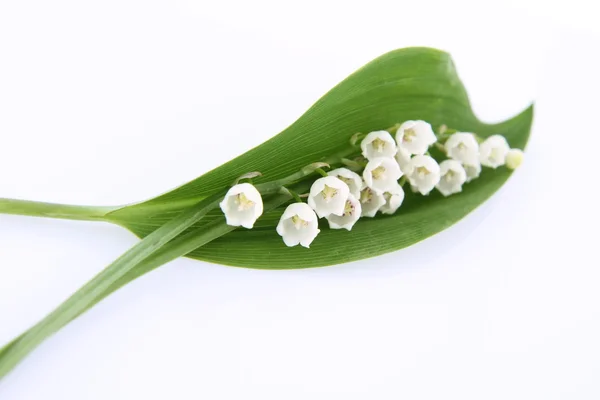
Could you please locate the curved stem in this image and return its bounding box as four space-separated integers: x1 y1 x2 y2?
0 198 119 221
0 191 224 380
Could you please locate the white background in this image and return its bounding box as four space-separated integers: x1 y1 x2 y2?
1 0 599 398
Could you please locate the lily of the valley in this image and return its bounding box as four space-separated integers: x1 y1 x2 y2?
361 130 397 160
479 135 509 168
359 185 386 217
506 148 524 169
436 160 467 197
326 193 362 231
307 176 351 218
219 183 264 229
445 132 479 165
395 146 412 173
363 157 402 194
405 155 440 195
395 120 437 155
276 203 320 248
379 183 405 215
328 168 362 197
463 161 482 182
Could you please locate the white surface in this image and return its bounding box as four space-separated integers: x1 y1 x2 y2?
1 1 599 399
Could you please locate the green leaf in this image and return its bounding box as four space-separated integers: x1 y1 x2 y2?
107 46 533 269
0 47 533 378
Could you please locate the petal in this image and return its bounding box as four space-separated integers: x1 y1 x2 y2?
330 195 348 216
241 221 255 229
300 227 320 248
219 198 230 214
282 234 301 247
224 214 242 227
309 177 326 196
328 168 362 195
321 176 349 190
506 148 524 169
281 202 309 220
276 218 287 236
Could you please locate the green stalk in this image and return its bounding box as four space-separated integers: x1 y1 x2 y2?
0 198 119 221
0 192 224 379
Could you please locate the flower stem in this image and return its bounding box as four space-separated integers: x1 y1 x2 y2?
0 191 224 380
314 168 329 177
279 187 303 203
0 198 119 221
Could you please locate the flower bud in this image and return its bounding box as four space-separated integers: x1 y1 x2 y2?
506 148 524 169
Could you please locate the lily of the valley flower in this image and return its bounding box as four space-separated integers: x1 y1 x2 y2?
445 132 479 165
327 193 362 231
463 161 482 182
359 185 386 217
405 155 440 195
307 176 350 218
219 183 263 229
436 160 467 197
379 183 405 215
395 120 437 155
328 168 362 197
394 146 412 173
506 148 524 169
361 130 397 160
276 203 320 248
363 157 402 194
479 135 509 168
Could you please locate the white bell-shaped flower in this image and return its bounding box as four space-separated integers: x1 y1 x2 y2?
436 160 467 197
363 157 402 195
380 183 405 215
307 176 350 218
394 146 412 173
463 161 482 182
276 203 320 248
479 135 510 168
361 130 397 160
506 148 524 169
328 168 362 197
445 132 479 165
405 155 440 195
326 193 362 231
359 185 386 217
395 120 437 155
219 183 263 229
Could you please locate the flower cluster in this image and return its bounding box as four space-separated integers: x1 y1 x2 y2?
219 121 524 248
